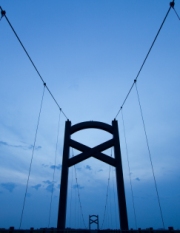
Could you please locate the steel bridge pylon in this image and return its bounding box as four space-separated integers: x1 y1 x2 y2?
89 215 99 230
57 120 128 230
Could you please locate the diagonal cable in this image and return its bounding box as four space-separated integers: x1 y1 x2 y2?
72 149 87 229
169 1 180 21
19 84 46 229
74 166 87 229
135 81 165 229
47 110 61 228
121 109 137 229
101 162 111 229
0 6 68 120
115 2 173 119
173 7 180 20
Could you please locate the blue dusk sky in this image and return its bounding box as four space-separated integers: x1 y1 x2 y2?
0 0 180 230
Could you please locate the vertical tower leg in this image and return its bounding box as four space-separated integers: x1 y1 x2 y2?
97 215 99 230
113 120 129 230
57 121 71 229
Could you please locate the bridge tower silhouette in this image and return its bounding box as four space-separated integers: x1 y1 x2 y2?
89 215 99 230
57 120 128 230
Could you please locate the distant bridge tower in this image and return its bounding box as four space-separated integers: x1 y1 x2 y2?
89 215 99 230
57 120 128 230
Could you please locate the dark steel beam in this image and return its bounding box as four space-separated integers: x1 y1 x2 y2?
57 120 71 230
68 139 114 166
71 121 113 134
68 139 116 167
113 120 129 230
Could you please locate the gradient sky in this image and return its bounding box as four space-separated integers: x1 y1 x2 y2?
0 0 180 230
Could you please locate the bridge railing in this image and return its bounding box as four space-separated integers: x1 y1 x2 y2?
0 227 180 233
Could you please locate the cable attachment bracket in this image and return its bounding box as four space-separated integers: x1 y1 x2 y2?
0 8 6 20
170 1 175 8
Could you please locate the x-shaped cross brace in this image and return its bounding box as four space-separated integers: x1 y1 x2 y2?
68 138 116 167
90 219 98 224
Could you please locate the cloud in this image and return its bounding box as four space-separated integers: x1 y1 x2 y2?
43 180 52 185
0 141 8 146
73 184 84 189
85 165 91 170
0 140 41 151
43 180 56 193
50 164 61 170
41 164 62 170
32 184 41 190
76 167 81 171
1 182 17 192
46 184 54 193
135 177 140 181
42 164 49 167
28 145 41 150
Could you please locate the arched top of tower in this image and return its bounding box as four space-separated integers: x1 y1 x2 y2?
70 121 114 135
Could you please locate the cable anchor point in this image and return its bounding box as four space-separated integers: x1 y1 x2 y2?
170 1 175 8
0 9 6 20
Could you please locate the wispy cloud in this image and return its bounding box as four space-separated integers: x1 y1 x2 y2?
135 177 140 181
42 164 49 168
28 145 41 150
85 165 91 170
43 180 55 193
0 140 41 151
43 180 52 185
32 184 41 190
76 167 81 171
1 182 17 192
46 184 54 193
41 164 61 170
50 164 61 170
73 184 84 189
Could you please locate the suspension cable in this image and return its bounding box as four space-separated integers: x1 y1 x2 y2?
19 84 46 229
115 2 173 119
72 149 87 229
134 81 165 229
172 1 180 21
101 162 111 229
121 109 138 229
0 6 68 120
47 110 61 228
173 7 180 20
74 165 87 229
